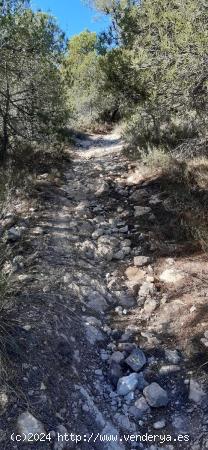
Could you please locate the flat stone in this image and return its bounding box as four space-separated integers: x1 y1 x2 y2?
17 412 46 441
134 256 151 267
117 373 140 396
125 348 146 372
143 383 169 407
134 206 151 218
125 267 146 283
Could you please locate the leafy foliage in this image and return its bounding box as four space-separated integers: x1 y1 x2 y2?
83 0 208 155
63 30 119 127
0 0 68 160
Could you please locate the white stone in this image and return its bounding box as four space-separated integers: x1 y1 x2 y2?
134 256 151 267
160 268 185 284
17 412 46 441
153 419 166 429
189 379 205 403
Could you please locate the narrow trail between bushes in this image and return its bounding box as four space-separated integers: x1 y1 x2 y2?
1 133 208 450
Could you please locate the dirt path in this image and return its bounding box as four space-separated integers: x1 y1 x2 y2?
1 133 208 450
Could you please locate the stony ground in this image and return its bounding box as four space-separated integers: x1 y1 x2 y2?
0 133 208 450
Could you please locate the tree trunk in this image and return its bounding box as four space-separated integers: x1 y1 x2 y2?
0 62 10 162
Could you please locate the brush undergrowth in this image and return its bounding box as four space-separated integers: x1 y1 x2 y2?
142 147 208 251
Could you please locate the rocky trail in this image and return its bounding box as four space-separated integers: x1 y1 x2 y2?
1 133 208 450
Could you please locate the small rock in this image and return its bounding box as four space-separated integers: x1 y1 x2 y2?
87 293 108 313
189 379 206 403
117 373 140 396
95 369 103 376
125 391 134 403
119 226 128 233
159 365 180 375
7 227 22 242
160 268 185 284
118 342 137 352
143 298 157 314
125 348 146 372
113 250 125 260
149 194 162 205
110 352 125 365
125 266 146 281
114 413 134 431
139 281 156 299
22 325 31 331
153 419 166 429
17 412 46 441
92 229 104 239
165 349 181 364
134 206 151 218
130 189 149 202
116 292 136 308
143 383 169 407
129 396 150 418
134 256 151 267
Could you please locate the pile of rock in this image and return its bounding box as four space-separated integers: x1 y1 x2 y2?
107 344 169 423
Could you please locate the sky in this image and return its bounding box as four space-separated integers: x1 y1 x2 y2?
31 0 109 38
